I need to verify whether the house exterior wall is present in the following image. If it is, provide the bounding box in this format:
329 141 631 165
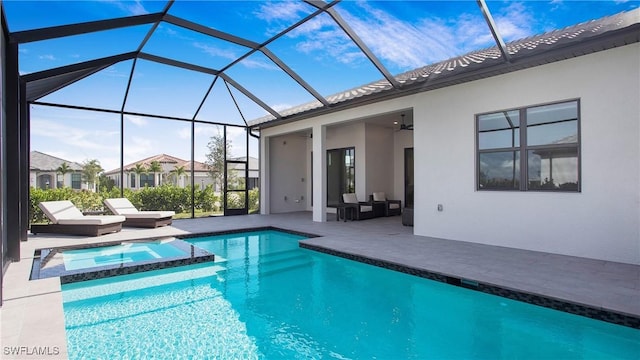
365 123 394 199
268 134 308 213
261 43 639 265
412 43 639 265
29 171 84 190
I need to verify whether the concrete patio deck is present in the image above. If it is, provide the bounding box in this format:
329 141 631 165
2 212 639 359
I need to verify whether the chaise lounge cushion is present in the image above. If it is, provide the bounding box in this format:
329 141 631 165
39 200 125 225
57 216 126 225
104 198 175 219
104 198 175 228
33 200 126 237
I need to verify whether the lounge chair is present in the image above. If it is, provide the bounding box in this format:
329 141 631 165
104 198 175 228
371 192 402 217
342 193 375 220
31 200 126 237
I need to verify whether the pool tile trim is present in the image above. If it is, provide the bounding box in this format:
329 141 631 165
174 226 320 240
300 242 640 329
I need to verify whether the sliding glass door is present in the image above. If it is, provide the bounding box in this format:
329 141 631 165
327 147 355 206
405 147 414 208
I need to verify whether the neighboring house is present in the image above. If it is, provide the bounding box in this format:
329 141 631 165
29 151 84 190
228 156 260 190
251 10 640 265
103 154 259 191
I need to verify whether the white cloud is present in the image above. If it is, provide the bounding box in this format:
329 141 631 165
31 118 120 169
179 125 222 140
123 136 153 163
255 1 309 22
289 15 367 66
492 2 535 42
31 119 118 152
39 54 56 61
194 42 279 71
193 43 238 61
240 57 279 71
104 0 148 16
342 4 460 69
125 115 148 127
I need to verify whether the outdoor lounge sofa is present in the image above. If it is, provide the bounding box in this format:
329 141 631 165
104 198 175 228
342 193 375 220
31 200 126 237
371 192 402 217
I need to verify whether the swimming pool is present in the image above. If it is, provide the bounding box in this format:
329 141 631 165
62 229 640 359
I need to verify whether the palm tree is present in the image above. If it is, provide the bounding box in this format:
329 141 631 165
55 162 71 188
148 160 162 187
81 159 103 192
132 163 147 189
170 165 187 187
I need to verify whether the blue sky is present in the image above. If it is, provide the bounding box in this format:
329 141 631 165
4 0 638 171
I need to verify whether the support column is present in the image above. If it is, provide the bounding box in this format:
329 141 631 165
312 124 326 222
19 83 29 242
5 41 20 260
259 134 270 214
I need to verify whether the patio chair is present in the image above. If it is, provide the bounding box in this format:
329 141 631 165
342 193 375 220
104 198 175 228
31 200 126 237
371 192 402 217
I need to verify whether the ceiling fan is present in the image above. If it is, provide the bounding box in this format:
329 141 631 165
396 113 413 131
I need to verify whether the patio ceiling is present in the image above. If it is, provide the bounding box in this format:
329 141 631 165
4 1 639 129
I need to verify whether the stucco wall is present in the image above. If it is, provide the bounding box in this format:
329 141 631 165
412 43 640 264
365 124 394 199
268 134 308 213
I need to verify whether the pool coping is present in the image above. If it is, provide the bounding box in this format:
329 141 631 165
299 242 640 329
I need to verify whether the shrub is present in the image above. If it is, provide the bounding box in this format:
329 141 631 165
249 188 260 214
29 185 259 223
29 187 103 224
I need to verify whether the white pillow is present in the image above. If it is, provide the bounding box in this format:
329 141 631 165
342 193 358 204
372 192 386 201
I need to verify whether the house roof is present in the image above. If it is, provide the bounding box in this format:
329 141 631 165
248 8 640 129
29 151 83 172
104 154 208 175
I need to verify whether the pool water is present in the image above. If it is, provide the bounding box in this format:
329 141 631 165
62 240 186 270
62 230 640 359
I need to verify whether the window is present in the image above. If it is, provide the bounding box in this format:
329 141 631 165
327 147 355 205
71 173 82 190
130 173 136 188
477 100 580 191
140 173 155 187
